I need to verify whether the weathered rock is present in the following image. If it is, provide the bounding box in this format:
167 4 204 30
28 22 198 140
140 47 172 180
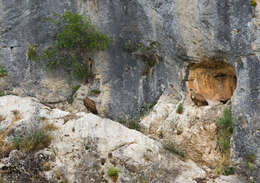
141 94 229 168
0 0 259 180
186 60 237 105
0 95 245 183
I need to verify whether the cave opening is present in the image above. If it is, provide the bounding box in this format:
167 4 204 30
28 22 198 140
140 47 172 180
186 60 237 106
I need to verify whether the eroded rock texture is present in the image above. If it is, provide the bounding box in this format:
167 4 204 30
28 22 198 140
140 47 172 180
186 61 237 105
0 0 259 180
1 95 244 183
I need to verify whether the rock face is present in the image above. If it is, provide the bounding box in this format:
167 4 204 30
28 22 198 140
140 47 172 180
186 61 237 105
141 94 227 168
0 0 259 180
0 95 247 183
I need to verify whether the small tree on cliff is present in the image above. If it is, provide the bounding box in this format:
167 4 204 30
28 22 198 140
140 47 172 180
28 11 111 81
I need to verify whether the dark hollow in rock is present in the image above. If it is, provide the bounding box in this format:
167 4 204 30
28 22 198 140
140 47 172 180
186 60 237 106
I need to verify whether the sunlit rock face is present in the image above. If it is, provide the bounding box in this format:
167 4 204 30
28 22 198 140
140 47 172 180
0 0 259 180
186 60 237 106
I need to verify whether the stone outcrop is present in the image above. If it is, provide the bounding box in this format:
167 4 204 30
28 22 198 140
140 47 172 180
0 0 259 180
0 95 247 183
141 94 228 168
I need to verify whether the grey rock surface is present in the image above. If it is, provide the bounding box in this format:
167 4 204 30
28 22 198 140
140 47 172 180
0 0 259 180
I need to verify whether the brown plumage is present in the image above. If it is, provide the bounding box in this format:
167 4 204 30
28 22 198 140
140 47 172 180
190 90 208 106
83 97 98 114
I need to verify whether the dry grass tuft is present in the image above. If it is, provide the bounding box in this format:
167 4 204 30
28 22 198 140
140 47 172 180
214 149 231 175
43 123 58 131
11 110 21 121
43 161 52 171
12 128 53 153
0 115 6 122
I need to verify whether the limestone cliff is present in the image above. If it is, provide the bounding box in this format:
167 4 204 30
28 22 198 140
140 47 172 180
0 0 259 182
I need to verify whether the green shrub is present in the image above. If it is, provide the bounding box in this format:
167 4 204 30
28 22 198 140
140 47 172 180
90 89 101 95
245 153 256 164
107 166 120 178
33 11 111 81
216 108 233 130
119 117 141 131
85 145 89 151
0 65 7 77
27 44 39 61
176 103 183 114
163 142 185 158
118 102 156 131
11 124 55 152
140 102 156 118
251 0 257 7
216 108 233 153
217 136 230 152
68 85 81 104
223 166 235 176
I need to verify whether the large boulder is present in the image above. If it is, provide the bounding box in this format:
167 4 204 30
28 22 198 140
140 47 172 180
0 95 246 183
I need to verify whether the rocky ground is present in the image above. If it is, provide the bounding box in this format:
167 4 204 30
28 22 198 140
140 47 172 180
0 95 248 183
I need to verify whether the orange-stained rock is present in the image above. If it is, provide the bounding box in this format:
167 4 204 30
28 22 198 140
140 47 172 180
187 61 237 105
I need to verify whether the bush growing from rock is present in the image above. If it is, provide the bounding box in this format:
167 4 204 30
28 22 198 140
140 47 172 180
163 142 185 158
29 11 111 81
107 166 120 180
251 0 257 7
90 89 101 95
11 123 57 152
0 65 7 77
216 108 233 153
176 103 183 114
27 44 39 61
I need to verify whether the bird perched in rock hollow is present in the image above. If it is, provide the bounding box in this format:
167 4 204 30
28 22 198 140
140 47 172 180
190 89 208 106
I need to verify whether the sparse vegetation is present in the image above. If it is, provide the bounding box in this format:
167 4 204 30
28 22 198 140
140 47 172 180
176 103 183 114
32 11 111 81
140 102 156 118
40 116 47 121
118 102 156 131
12 128 53 152
251 0 257 7
0 115 5 122
245 153 256 169
68 85 81 104
90 89 101 95
107 166 120 180
11 110 21 121
27 44 39 61
0 65 7 77
223 166 235 176
85 145 89 150
216 108 233 153
43 161 52 171
214 108 234 175
118 117 141 131
11 123 57 153
43 123 58 131
163 142 185 158
124 41 161 75
214 150 231 175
